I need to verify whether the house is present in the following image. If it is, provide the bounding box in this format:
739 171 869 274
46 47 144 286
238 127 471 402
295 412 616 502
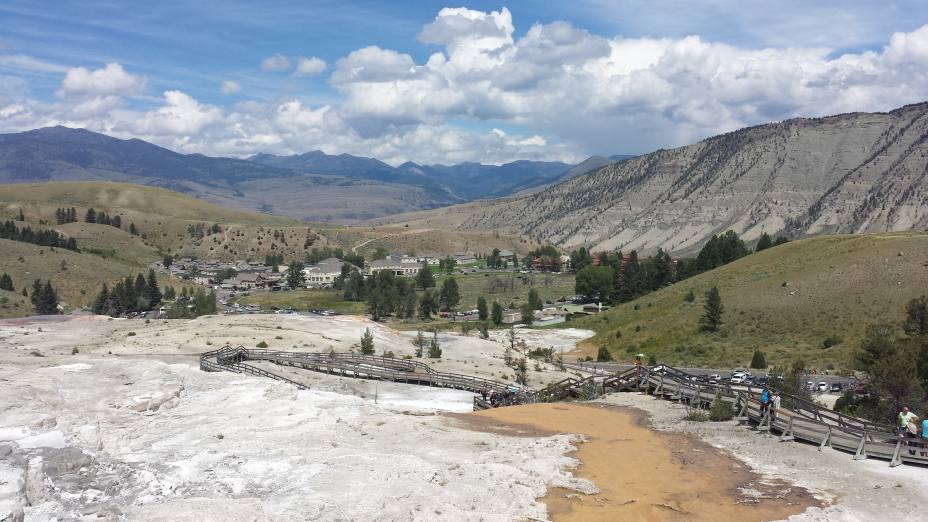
453 252 477 265
304 257 357 287
498 249 515 261
229 273 265 290
365 256 421 277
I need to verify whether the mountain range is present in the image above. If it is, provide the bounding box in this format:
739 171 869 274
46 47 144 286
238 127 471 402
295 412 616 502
0 126 619 222
375 102 928 254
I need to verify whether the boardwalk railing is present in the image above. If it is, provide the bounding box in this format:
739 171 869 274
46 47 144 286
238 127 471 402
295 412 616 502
637 364 923 467
201 345 523 402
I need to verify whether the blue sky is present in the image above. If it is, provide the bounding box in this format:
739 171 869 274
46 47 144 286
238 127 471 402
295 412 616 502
1 1 927 164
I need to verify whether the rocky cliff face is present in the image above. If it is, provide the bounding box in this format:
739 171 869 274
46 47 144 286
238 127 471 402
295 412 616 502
394 103 928 253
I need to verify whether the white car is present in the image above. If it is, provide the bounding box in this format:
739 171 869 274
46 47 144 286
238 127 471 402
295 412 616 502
817 381 828 392
730 375 746 385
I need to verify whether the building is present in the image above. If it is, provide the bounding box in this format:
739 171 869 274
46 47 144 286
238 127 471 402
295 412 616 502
498 249 515 261
365 256 422 277
454 252 477 265
229 273 265 290
304 257 358 287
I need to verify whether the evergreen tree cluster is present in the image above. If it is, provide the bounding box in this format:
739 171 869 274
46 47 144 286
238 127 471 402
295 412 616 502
84 208 123 229
1 221 78 250
165 287 217 318
524 245 561 271
754 232 789 253
91 269 162 317
366 270 419 321
305 247 364 267
54 207 78 224
0 273 14 292
30 279 59 315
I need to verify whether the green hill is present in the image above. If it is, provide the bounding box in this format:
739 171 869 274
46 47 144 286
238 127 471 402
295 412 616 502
576 232 928 370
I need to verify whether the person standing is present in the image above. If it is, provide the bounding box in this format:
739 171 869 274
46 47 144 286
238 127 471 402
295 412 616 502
771 391 782 421
759 385 771 416
899 406 919 438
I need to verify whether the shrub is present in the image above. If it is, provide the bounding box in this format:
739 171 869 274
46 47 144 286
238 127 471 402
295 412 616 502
596 346 613 362
216 433 224 440
685 410 709 422
127 331 136 337
275 335 283 340
709 392 734 421
822 335 842 349
684 290 695 303
749 350 767 369
615 330 622 338
71 347 79 355
256 341 268 348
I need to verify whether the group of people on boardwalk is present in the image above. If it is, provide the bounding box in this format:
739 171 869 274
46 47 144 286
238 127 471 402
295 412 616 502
479 386 532 408
898 406 928 455
758 384 781 418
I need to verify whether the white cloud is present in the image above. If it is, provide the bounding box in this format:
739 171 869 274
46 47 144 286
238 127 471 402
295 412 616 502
2 10 928 166
260 54 291 72
294 56 326 76
0 53 70 73
220 80 241 94
58 62 146 98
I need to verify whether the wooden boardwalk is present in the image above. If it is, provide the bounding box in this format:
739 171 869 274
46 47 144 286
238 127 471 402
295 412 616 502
200 346 925 467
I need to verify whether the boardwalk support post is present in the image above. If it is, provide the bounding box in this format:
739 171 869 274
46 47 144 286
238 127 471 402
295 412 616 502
779 416 794 442
853 432 868 460
758 410 771 432
890 439 904 467
818 425 832 451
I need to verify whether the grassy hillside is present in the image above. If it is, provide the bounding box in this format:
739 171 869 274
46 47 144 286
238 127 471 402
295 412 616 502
0 181 338 261
575 232 928 369
0 238 186 316
435 272 575 310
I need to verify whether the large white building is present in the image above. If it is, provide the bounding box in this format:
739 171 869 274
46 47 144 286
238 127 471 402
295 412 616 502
303 257 357 287
365 256 422 277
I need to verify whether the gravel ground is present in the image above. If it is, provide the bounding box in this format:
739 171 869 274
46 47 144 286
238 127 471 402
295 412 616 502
599 393 928 521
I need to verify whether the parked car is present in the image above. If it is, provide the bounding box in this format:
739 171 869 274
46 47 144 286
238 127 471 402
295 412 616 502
731 375 746 385
806 381 815 391
816 381 828 392
754 377 769 387
830 382 844 393
854 381 869 395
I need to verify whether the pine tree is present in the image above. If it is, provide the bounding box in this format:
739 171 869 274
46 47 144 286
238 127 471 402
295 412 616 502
286 261 306 289
128 222 138 236
439 277 460 313
700 286 723 332
18 209 24 221
418 289 437 320
427 330 442 358
520 302 534 325
491 301 503 326
750 350 767 369
36 280 59 315
0 273 13 292
528 288 543 310
146 269 162 308
85 208 96 223
412 330 426 357
477 296 488 321
30 279 41 307
415 262 435 289
360 327 375 355
903 296 928 336
92 283 109 315
755 232 773 252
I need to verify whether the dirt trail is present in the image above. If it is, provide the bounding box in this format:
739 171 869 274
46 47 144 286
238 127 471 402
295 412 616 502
459 403 821 521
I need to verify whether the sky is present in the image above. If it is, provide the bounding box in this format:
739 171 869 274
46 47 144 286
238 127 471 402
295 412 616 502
1 0 927 165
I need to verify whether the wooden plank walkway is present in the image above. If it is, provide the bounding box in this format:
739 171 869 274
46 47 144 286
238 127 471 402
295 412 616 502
200 347 925 467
